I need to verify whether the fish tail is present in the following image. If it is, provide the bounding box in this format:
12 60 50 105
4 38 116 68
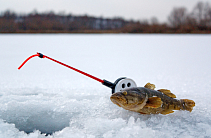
180 99 195 112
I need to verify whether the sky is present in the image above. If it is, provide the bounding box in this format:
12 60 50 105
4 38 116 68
1 0 211 23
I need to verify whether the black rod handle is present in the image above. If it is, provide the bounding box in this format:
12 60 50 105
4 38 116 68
102 79 115 89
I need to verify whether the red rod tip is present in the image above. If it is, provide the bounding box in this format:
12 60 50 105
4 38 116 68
18 53 40 70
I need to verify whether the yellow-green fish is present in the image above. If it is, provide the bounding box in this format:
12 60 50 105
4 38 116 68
110 83 195 115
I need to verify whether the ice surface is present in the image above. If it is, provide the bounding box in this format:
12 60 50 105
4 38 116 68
0 34 211 138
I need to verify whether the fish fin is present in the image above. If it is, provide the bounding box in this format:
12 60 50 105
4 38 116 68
180 99 195 112
139 112 147 114
145 97 162 108
116 104 121 107
144 83 156 90
161 110 174 115
158 89 176 98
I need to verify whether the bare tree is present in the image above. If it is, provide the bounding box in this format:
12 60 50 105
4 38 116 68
192 2 211 26
168 7 187 28
192 2 205 24
204 3 211 26
1 10 16 19
150 17 159 25
206 7 211 26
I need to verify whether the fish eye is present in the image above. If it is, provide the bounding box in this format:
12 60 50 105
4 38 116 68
122 83 125 88
122 91 127 95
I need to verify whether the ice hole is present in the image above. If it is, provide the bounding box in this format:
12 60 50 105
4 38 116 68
2 110 71 135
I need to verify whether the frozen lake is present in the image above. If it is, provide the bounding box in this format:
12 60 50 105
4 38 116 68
0 34 211 138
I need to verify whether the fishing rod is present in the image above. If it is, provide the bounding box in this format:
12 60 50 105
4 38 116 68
18 52 137 94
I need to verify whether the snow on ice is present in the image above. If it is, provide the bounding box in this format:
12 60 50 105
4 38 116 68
0 34 211 138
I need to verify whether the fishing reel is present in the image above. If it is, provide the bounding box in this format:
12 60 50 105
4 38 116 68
103 77 137 94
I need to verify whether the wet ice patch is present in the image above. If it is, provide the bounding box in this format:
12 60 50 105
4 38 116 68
0 89 71 134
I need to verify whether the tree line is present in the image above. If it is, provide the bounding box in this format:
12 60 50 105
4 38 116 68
0 2 211 33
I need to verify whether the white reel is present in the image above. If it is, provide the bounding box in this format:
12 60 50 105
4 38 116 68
113 78 137 93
